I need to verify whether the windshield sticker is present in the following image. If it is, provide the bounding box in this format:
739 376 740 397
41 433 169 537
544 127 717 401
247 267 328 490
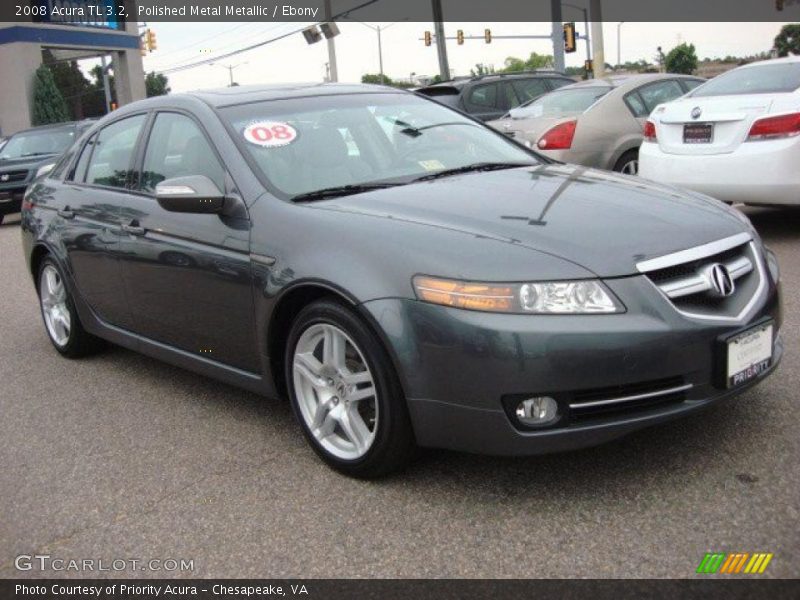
243 122 298 148
418 159 445 171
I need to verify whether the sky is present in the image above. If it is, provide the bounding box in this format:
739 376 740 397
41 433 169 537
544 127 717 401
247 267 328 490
136 22 792 92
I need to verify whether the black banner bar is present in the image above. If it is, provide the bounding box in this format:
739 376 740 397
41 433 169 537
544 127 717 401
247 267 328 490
2 0 800 23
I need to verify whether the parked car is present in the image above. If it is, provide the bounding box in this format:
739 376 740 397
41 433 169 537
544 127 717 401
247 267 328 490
640 55 800 205
0 120 93 225
487 74 704 174
416 71 575 121
22 84 781 477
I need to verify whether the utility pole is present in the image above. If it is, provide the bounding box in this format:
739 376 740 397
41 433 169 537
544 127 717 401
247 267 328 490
432 0 450 80
211 62 247 86
590 0 605 78
100 54 112 113
617 21 625 69
550 0 565 72
324 0 338 82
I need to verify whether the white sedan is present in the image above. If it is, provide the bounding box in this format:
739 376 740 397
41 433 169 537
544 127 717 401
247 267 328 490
640 55 800 206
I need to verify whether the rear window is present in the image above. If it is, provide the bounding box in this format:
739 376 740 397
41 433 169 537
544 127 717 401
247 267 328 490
691 62 800 97
510 86 611 119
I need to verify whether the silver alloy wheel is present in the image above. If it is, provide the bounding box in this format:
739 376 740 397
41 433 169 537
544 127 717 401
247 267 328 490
40 264 71 347
292 323 378 460
620 158 639 175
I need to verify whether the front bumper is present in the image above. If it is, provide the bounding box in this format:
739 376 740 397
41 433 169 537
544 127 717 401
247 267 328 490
0 186 25 216
639 137 800 205
360 273 782 456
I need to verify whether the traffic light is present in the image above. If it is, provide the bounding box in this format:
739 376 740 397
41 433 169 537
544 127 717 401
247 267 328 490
139 35 147 56
319 22 340 39
143 28 157 52
457 29 464 45
424 30 432 46
302 26 322 45
584 59 593 72
485 28 492 44
563 22 577 53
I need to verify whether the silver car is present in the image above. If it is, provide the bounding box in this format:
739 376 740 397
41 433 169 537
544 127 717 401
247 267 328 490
488 74 704 174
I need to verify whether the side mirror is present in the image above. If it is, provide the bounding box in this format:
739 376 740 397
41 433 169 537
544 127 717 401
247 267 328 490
155 175 225 214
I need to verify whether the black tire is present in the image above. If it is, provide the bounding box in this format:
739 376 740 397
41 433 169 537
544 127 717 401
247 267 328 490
613 149 639 175
37 256 103 358
0 214 4 225
285 299 415 478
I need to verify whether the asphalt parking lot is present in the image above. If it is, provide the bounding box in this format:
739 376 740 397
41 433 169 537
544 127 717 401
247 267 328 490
0 207 798 580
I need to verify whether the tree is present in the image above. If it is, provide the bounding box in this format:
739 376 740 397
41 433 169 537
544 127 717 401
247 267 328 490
32 65 70 126
470 63 495 76
501 52 554 73
43 50 91 121
145 72 171 97
361 73 394 85
665 43 698 75
773 23 800 57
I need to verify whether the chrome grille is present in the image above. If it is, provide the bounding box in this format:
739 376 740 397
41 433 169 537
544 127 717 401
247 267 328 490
637 233 765 321
0 170 29 183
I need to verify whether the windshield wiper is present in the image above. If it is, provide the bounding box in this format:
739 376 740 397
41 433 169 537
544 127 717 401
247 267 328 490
412 162 534 183
21 152 55 158
292 182 402 203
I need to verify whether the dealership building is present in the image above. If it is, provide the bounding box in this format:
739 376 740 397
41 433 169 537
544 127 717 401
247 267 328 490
0 1 145 136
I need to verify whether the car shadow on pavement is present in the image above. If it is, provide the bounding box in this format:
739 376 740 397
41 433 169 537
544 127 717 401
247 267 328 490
741 205 800 243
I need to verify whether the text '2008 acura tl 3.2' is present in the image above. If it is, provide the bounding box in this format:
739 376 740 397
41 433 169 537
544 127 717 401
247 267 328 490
21 84 782 477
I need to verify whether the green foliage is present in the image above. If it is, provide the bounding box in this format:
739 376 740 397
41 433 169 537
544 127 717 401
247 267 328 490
773 23 800 57
145 72 171 97
501 52 554 73
470 63 495 76
665 43 698 75
361 73 393 85
44 53 91 120
32 65 70 126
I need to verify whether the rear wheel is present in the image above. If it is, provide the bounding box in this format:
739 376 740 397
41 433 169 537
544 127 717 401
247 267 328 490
285 300 415 478
613 149 639 175
37 257 102 357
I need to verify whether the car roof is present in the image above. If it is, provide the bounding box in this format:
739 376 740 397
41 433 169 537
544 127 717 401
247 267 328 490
733 54 800 69
557 73 701 92
183 83 402 107
11 121 83 135
422 71 571 89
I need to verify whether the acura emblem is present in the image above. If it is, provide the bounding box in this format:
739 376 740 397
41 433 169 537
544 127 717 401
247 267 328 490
708 263 735 298
691 106 702 120
0 174 8 182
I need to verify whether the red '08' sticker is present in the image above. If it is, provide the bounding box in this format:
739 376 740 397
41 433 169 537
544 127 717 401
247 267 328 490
243 121 298 147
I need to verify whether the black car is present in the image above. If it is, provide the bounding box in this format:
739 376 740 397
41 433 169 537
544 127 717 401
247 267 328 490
21 84 782 478
417 71 575 121
0 121 93 225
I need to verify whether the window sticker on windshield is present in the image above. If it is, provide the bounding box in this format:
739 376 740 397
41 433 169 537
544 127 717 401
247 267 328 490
418 159 445 171
243 122 298 148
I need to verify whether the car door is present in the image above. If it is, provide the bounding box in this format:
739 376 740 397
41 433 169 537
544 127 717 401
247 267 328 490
117 110 259 372
56 114 148 330
462 82 503 121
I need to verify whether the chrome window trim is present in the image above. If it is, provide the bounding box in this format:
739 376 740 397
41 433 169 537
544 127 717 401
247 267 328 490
635 232 752 273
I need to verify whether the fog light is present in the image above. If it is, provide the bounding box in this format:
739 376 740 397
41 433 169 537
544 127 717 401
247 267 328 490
515 396 559 426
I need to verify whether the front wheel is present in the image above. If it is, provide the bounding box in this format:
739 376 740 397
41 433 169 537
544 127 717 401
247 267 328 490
285 300 415 478
613 149 639 175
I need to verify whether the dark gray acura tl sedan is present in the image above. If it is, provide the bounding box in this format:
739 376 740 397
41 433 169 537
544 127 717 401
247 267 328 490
21 84 782 477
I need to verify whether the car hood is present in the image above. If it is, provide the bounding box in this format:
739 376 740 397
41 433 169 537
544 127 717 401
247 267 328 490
0 154 57 171
319 164 748 278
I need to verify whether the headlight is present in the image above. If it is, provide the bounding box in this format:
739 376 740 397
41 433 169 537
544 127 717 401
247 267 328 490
35 163 55 179
413 276 624 314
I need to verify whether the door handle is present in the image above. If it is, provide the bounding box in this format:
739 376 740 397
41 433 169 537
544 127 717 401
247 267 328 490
122 223 146 236
57 207 75 219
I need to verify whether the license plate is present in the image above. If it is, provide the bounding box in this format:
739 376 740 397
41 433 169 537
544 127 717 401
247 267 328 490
726 322 773 388
684 123 713 144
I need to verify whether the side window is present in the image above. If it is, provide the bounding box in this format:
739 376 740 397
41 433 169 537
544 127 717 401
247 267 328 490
84 115 146 188
637 80 685 114
141 113 225 194
511 79 550 105
624 92 648 118
682 79 704 92
467 83 498 109
502 82 519 109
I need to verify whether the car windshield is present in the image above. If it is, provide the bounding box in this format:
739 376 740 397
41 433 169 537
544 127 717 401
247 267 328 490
508 86 612 119
221 92 539 199
0 127 76 160
690 62 800 97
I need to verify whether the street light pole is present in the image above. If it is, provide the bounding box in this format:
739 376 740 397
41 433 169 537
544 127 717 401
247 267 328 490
352 22 404 85
324 0 338 82
617 21 625 70
590 0 605 78
211 62 247 86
